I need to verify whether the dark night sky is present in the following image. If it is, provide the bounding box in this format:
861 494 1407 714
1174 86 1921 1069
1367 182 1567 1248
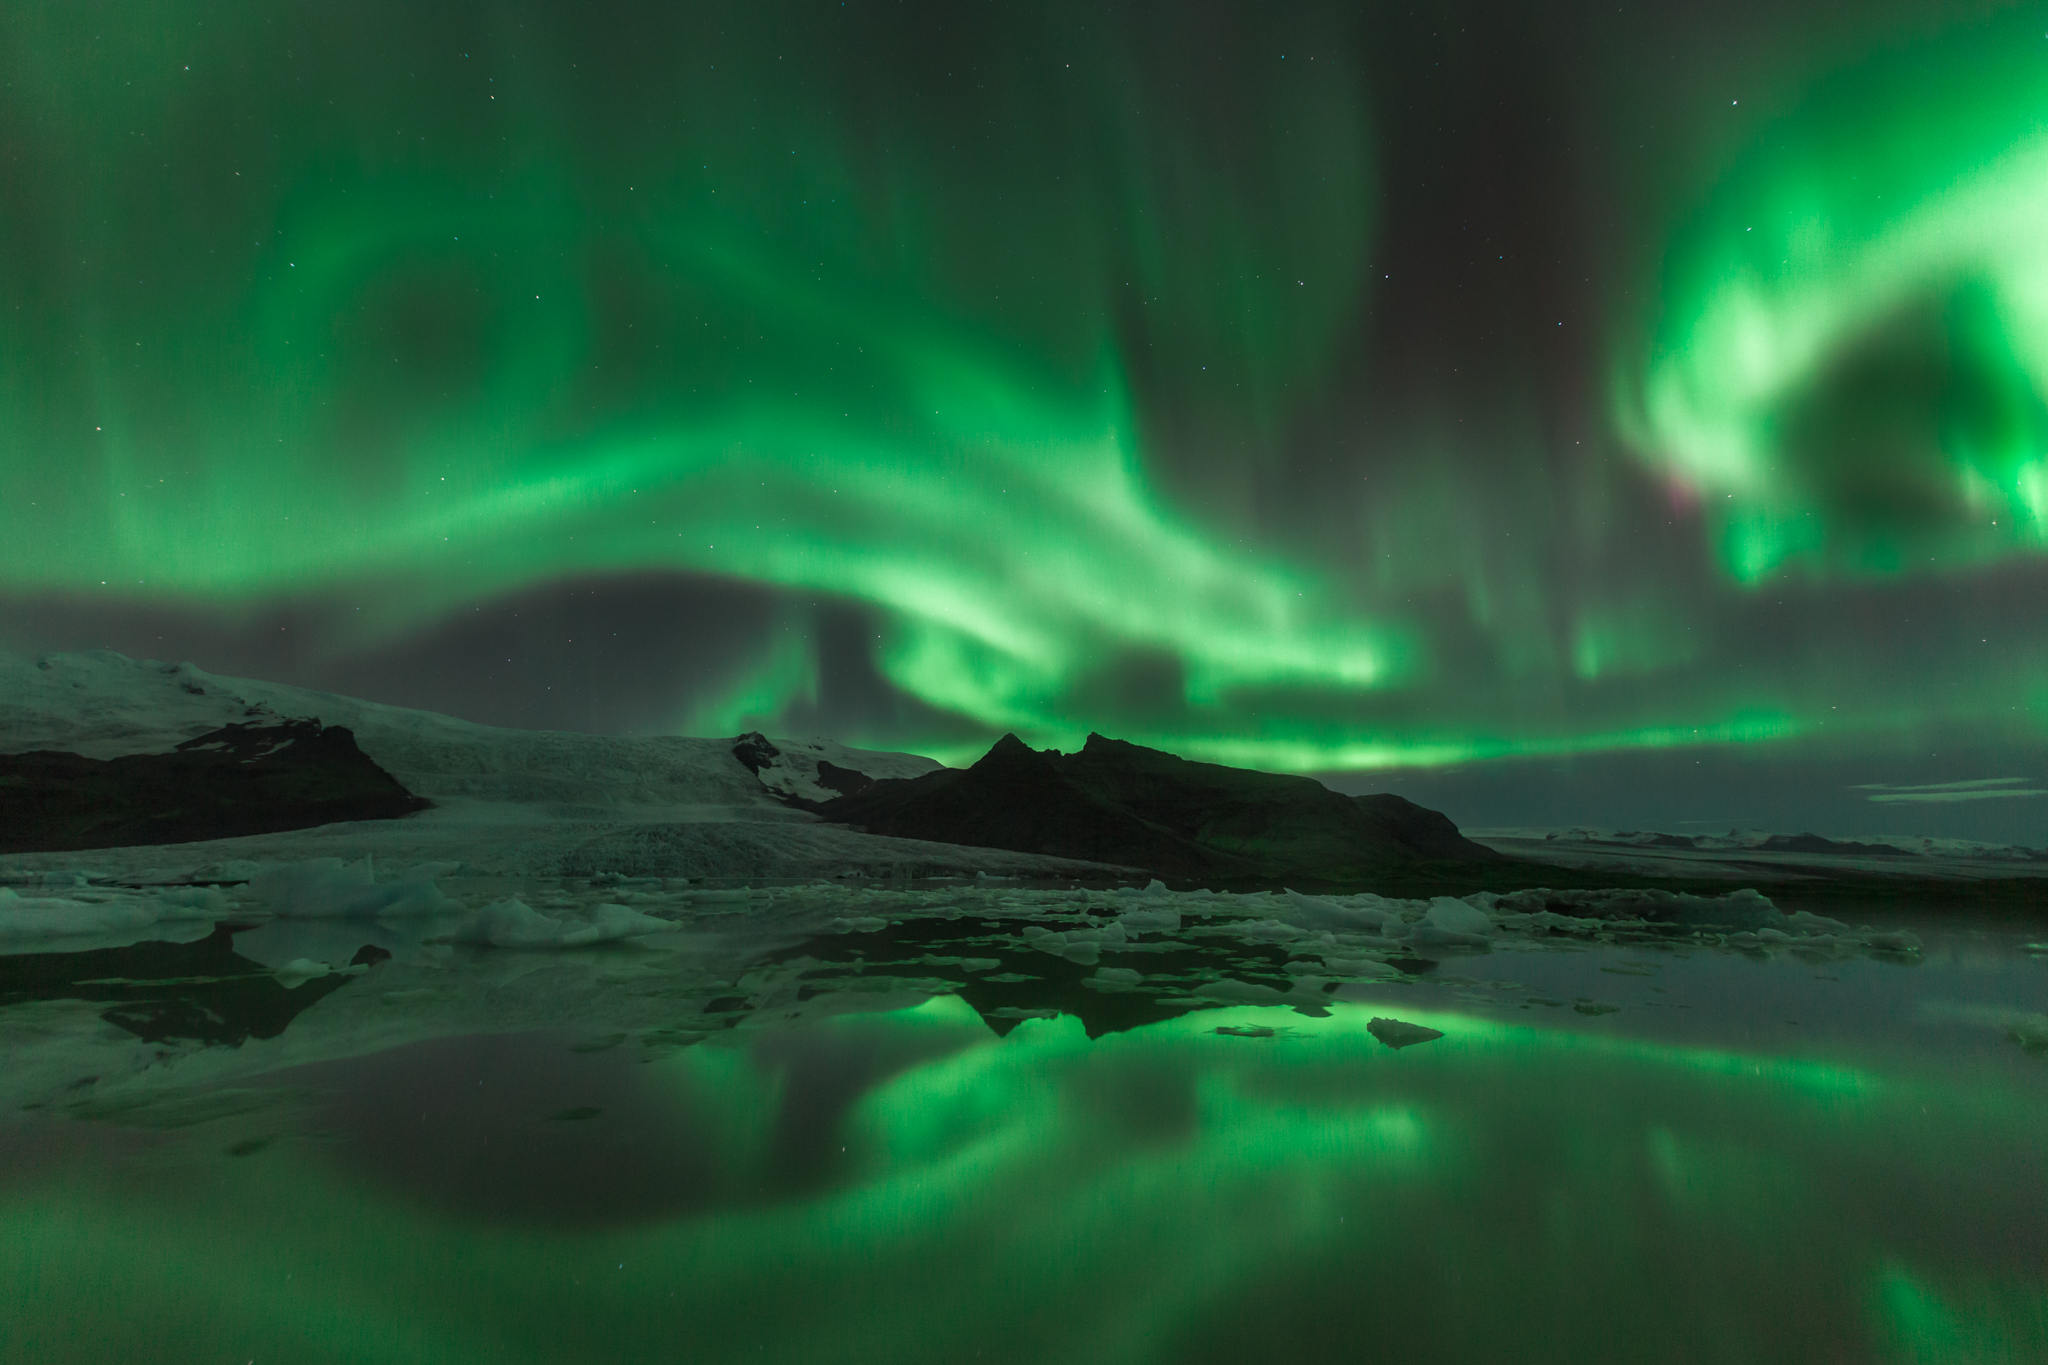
3 0 2045 841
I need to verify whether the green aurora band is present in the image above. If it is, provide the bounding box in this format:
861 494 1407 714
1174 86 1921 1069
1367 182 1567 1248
1622 24 2048 583
4 2 2047 769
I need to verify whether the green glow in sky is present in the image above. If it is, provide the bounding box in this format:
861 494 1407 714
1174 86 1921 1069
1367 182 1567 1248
3 1 2047 775
1621 27 2048 582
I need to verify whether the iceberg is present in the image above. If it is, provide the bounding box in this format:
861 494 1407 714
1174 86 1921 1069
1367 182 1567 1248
247 856 456 918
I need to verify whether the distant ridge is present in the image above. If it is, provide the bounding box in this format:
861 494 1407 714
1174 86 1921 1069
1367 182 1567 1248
813 731 1499 884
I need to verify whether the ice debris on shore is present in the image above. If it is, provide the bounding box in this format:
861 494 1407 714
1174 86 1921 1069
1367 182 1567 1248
0 861 1923 965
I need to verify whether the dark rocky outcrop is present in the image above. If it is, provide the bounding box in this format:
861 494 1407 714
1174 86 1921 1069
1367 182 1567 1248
813 759 875 798
731 732 781 775
0 720 430 854
813 732 1498 885
1760 833 1914 857
1607 831 1706 849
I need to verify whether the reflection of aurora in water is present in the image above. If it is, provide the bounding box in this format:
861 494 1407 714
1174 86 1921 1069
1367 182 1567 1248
5 1000 2046 1363
2 882 2046 1363
5 3 2048 789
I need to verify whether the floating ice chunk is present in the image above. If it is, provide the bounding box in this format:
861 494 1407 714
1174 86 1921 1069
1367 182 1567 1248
1323 956 1404 979
1405 897 1494 946
192 858 263 883
0 869 92 888
1789 910 1851 934
1087 967 1144 993
1682 887 1784 929
0 887 158 939
234 916 434 971
1367 1016 1443 1049
456 897 568 947
1422 897 1493 936
1524 909 1601 934
560 903 673 945
150 886 227 919
448 897 669 949
274 957 332 988
1022 924 1106 964
0 880 235 942
274 956 372 988
1861 928 1922 954
1118 899 1181 932
1281 889 1397 931
249 856 454 918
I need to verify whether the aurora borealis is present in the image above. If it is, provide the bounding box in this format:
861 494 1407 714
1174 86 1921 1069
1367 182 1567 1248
4 0 2047 836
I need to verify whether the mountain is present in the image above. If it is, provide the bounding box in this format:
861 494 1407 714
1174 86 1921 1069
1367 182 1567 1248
811 732 1498 884
1 718 428 854
0 650 1122 882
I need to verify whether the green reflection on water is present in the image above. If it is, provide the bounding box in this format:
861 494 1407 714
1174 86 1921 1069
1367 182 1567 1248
2 997 2043 1364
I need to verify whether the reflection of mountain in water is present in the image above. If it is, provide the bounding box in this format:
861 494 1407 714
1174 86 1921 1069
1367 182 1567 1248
0 923 386 1046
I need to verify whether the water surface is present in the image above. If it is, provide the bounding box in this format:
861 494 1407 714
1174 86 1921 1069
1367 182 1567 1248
3 880 2044 1364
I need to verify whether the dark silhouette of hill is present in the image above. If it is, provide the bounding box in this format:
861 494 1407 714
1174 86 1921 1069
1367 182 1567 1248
812 732 1499 884
0 719 430 853
1760 833 1914 857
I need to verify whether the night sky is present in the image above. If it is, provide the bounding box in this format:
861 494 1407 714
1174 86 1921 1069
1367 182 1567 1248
4 1 2046 840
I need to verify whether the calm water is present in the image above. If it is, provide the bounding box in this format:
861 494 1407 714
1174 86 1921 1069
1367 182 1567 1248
2 880 2045 1364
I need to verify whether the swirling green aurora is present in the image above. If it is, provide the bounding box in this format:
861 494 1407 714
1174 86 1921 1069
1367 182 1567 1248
4 1 2047 786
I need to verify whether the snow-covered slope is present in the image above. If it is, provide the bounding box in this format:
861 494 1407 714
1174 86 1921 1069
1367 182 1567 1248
0 650 1126 883
0 649 937 814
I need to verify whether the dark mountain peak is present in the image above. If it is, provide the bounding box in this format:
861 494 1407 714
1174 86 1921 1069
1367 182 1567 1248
1761 832 1915 857
1351 792 1491 861
1075 732 1173 762
815 731 1496 886
978 733 1043 765
2 720 429 854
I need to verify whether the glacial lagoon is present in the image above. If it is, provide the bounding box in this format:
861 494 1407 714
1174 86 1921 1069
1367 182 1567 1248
3 872 2045 1364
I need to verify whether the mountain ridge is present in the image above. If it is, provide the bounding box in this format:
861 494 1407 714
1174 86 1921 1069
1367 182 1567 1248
810 730 1498 884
